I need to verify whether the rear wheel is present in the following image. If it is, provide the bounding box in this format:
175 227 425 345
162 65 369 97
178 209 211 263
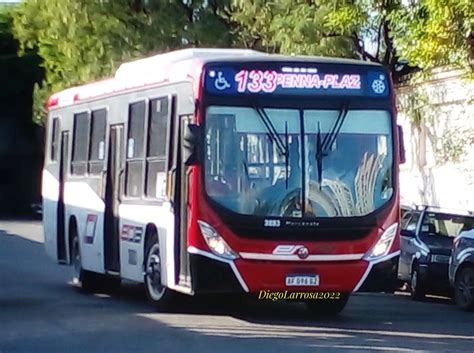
306 294 349 316
410 267 426 301
144 233 177 309
71 234 97 292
454 267 474 311
71 230 120 293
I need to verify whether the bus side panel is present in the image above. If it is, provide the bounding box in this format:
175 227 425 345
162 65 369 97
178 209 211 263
42 168 59 261
64 180 106 274
118 204 175 284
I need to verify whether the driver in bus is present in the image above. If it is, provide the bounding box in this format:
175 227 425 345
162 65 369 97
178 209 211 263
322 141 355 188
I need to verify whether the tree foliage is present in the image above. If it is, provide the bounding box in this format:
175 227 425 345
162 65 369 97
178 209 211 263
390 0 473 71
10 0 473 123
232 0 473 78
12 0 234 123
1 5 43 124
1 5 18 56
231 0 409 77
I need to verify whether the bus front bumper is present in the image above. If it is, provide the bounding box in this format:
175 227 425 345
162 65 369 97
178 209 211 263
189 250 399 295
358 255 399 292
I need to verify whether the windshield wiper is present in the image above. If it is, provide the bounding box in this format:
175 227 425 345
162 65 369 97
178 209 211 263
315 103 349 188
252 104 290 187
322 103 348 153
254 106 287 157
285 121 289 189
316 122 324 189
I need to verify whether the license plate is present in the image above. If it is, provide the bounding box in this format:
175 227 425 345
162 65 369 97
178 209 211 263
285 275 319 286
431 254 450 263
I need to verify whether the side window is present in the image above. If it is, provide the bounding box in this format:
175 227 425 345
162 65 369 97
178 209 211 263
72 112 90 175
125 101 146 197
400 212 412 229
401 211 413 228
145 97 169 198
405 212 420 232
89 109 107 174
50 117 60 161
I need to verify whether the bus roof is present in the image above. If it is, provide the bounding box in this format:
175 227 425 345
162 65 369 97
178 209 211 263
47 48 383 110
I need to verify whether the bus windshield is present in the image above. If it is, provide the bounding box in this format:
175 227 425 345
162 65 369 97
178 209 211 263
204 105 394 218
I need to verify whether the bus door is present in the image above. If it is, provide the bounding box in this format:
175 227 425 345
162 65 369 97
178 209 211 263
169 111 193 287
57 131 69 263
104 124 124 273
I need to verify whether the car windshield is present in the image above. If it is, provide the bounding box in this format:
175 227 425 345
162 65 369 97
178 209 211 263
204 105 394 218
420 212 474 238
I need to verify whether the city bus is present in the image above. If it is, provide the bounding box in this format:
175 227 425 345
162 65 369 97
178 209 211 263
42 48 404 314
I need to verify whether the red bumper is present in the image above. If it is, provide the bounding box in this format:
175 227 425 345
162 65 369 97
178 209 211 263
235 258 369 293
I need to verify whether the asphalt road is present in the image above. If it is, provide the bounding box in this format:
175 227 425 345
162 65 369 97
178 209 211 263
1 219 473 353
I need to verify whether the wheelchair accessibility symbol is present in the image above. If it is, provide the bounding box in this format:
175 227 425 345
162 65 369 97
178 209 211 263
211 71 231 91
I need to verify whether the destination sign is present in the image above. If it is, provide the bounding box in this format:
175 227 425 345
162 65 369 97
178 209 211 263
204 65 390 98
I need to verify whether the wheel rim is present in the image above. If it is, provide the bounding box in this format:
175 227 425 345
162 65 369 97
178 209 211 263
72 238 81 284
457 271 474 307
145 243 165 301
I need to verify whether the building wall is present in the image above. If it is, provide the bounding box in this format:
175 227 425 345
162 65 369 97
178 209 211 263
396 69 474 210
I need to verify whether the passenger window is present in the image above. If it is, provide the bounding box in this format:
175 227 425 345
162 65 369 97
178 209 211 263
126 101 146 197
89 109 107 174
50 117 60 161
146 97 169 198
72 112 90 175
147 98 169 158
125 97 172 199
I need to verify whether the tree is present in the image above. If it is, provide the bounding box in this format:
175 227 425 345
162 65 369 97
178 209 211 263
178 0 235 46
12 0 473 123
231 0 409 78
0 5 18 56
0 5 44 213
0 4 42 125
12 0 235 123
13 0 153 122
390 0 473 72
230 0 473 79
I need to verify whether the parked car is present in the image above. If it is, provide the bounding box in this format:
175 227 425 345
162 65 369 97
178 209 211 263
449 211 474 311
398 205 470 300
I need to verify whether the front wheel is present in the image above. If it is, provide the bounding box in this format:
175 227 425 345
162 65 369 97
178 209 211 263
144 236 177 310
410 267 426 301
454 267 474 311
306 294 349 316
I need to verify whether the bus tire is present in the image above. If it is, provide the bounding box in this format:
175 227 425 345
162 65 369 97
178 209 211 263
306 293 349 316
454 267 474 311
410 267 426 301
144 233 176 310
70 232 97 292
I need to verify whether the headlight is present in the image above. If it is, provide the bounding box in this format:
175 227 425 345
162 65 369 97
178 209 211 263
363 223 398 262
197 220 238 260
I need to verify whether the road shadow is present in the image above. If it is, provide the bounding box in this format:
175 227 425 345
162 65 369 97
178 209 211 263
2 224 474 353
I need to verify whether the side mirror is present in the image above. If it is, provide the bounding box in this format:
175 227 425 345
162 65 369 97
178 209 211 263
397 125 406 164
183 123 202 166
400 229 415 237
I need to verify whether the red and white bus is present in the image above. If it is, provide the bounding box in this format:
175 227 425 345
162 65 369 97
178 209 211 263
42 48 404 314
